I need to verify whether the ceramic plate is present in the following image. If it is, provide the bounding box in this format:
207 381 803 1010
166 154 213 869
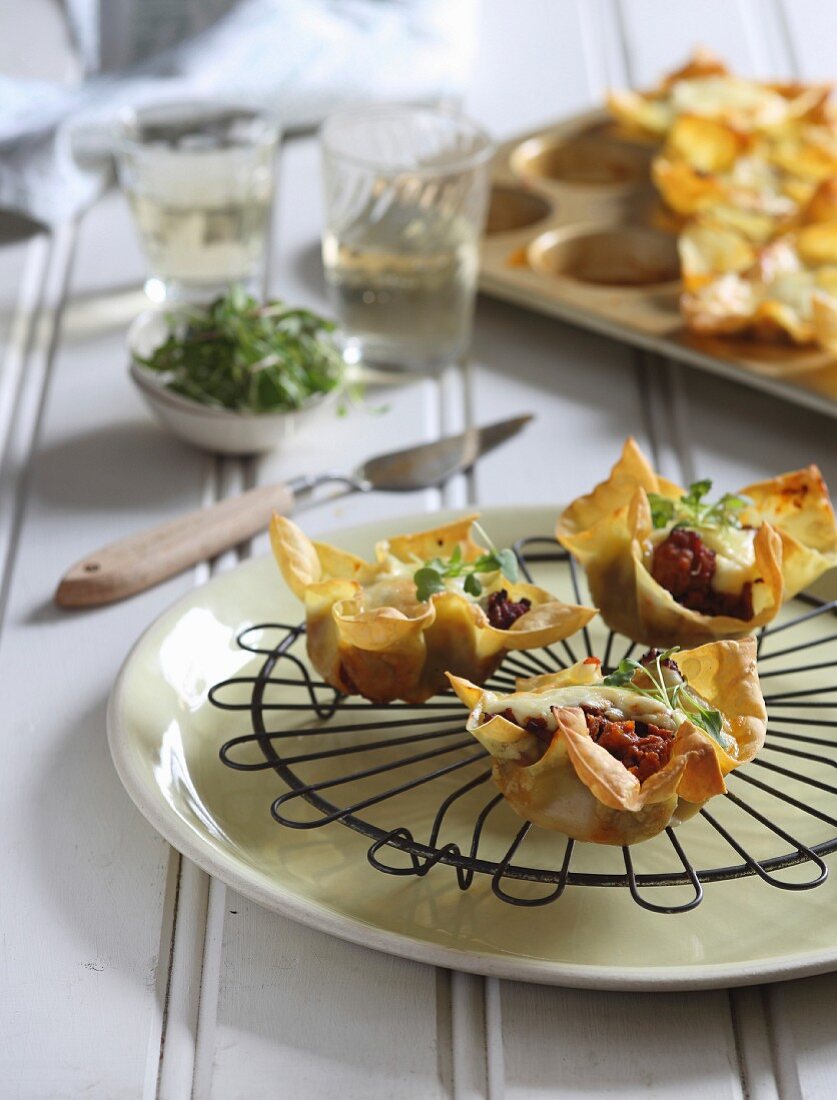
108 506 837 991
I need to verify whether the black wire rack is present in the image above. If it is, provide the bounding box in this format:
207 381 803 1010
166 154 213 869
212 537 837 914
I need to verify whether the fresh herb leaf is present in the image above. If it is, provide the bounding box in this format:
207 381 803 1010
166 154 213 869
647 479 751 532
684 479 712 509
496 547 519 583
682 693 728 747
647 494 676 529
603 658 643 687
139 287 344 413
414 567 446 602
603 646 734 752
413 525 519 602
463 573 482 597
472 553 501 574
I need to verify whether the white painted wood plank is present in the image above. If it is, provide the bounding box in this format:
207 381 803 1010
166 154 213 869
192 875 228 1100
470 298 655 506
469 0 653 510
670 370 837 492
617 0 765 82
208 899 450 1100
465 0 600 137
776 0 837 80
731 986 781 1100
501 982 743 1099
485 976 505 1100
451 970 487 1100
763 976 837 1100
0 197 210 1096
157 857 211 1100
0 222 44 358
156 461 241 1100
0 234 51 615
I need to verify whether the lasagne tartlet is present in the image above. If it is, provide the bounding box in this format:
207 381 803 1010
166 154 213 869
556 438 837 647
448 638 766 845
271 513 596 704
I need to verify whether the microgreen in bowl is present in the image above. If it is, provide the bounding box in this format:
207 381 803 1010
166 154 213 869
137 286 344 413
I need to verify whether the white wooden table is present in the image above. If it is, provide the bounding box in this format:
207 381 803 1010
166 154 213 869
2 2 837 1096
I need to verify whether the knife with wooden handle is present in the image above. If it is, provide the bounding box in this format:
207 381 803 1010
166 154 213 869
55 414 532 608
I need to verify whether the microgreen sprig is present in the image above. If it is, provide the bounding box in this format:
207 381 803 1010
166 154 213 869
413 523 519 603
139 285 344 413
603 647 733 751
647 479 752 532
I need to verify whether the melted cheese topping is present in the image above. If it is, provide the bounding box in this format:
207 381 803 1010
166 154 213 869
699 525 757 594
480 680 737 759
728 157 797 216
365 553 498 612
670 77 789 130
692 273 758 318
483 684 681 732
361 573 423 613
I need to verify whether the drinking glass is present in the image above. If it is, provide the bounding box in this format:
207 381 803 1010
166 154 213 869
320 105 494 372
116 101 280 303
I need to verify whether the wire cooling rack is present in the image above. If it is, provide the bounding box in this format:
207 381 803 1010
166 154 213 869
212 537 837 914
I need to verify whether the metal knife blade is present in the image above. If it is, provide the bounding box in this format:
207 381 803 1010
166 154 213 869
357 414 533 492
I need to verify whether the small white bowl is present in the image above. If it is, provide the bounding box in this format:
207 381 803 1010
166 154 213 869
128 309 341 456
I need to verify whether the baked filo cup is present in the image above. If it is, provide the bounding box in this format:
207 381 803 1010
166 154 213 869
448 639 766 845
271 513 596 705
556 437 837 647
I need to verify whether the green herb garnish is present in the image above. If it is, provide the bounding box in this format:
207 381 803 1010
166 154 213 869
414 524 519 602
139 285 344 412
603 647 732 752
647 479 751 532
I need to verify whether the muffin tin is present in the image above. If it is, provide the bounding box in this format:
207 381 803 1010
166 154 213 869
479 109 837 419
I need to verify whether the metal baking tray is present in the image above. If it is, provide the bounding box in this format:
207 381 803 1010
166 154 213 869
479 109 837 419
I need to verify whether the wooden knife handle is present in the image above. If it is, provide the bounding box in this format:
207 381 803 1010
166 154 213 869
55 481 295 608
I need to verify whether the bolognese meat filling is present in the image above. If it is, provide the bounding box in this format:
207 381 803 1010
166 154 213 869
646 480 758 620
479 648 735 785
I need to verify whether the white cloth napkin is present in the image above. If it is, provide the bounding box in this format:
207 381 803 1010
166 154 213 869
0 0 477 227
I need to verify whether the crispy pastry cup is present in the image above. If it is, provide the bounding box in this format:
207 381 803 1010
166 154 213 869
447 636 766 845
607 49 830 138
678 218 837 348
271 513 597 704
556 438 837 647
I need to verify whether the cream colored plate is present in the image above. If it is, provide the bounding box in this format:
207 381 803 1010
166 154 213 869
108 506 837 991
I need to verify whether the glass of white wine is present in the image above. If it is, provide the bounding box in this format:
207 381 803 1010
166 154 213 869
320 105 494 372
116 101 280 303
